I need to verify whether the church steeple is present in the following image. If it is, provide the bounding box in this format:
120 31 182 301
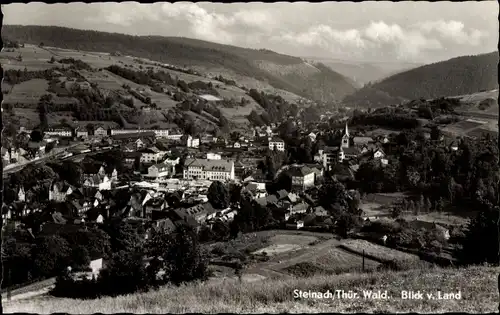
341 122 350 148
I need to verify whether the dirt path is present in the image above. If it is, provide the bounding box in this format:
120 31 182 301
2 285 54 303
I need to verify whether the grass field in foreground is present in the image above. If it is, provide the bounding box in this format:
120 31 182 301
4 265 498 313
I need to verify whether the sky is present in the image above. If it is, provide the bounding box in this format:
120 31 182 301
3 1 499 63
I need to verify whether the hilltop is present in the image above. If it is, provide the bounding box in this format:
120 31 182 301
2 25 358 103
343 51 499 108
3 265 498 313
304 56 422 87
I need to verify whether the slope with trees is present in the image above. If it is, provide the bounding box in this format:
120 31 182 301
2 25 358 103
343 52 499 108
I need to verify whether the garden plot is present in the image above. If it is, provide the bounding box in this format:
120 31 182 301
253 234 318 256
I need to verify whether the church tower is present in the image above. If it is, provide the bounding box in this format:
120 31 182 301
341 122 350 148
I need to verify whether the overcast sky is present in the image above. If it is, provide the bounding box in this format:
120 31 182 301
3 1 498 63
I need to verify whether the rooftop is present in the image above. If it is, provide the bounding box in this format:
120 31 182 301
184 158 234 172
269 137 284 143
287 166 315 177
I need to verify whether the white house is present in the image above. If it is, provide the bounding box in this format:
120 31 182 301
373 148 385 159
288 166 315 192
135 139 146 149
94 126 108 137
76 129 89 138
98 176 112 191
268 137 285 151
183 158 235 181
18 186 26 202
96 214 104 224
308 132 317 142
186 135 200 148
147 163 170 179
154 129 169 138
89 258 104 278
206 152 222 160
140 147 164 163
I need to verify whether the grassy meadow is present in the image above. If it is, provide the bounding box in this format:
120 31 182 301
3 265 498 313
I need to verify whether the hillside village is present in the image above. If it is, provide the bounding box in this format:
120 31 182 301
1 26 499 307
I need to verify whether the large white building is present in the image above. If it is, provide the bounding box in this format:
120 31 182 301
288 166 315 192
167 130 183 141
110 128 170 138
183 158 235 181
45 127 72 137
268 137 285 151
186 135 200 148
139 147 165 163
147 163 170 179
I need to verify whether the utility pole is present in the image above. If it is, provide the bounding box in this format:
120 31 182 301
7 268 12 301
362 250 365 272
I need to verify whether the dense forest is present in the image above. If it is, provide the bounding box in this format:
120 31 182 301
343 52 499 108
3 25 358 102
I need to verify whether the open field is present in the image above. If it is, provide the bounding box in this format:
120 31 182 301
340 239 421 263
4 265 497 313
253 234 319 256
442 116 497 138
312 247 380 270
1 45 57 70
401 211 474 227
8 108 73 129
454 89 499 116
3 79 49 105
365 128 401 137
360 192 407 218
451 120 485 130
466 127 498 138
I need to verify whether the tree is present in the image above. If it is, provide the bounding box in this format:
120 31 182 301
98 248 150 296
430 126 441 141
423 197 431 212
148 225 209 286
336 211 362 238
207 181 230 210
460 204 499 265
32 235 71 278
391 205 402 219
318 179 348 213
59 227 112 262
102 219 144 253
30 129 44 142
228 183 243 205
2 238 34 286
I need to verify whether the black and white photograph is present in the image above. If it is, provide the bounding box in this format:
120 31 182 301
1 1 499 313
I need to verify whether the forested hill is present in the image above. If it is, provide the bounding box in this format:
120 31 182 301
2 25 358 103
342 51 499 108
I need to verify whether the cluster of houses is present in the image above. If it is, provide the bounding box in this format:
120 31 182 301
316 123 389 171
